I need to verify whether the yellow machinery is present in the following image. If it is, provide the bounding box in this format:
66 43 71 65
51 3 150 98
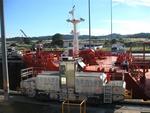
124 89 132 99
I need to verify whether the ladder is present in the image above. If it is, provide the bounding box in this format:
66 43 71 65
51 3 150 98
103 85 112 103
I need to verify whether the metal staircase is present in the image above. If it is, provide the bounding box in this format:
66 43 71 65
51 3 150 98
103 85 112 103
124 72 149 100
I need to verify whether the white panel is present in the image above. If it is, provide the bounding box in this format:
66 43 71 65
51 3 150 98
75 75 103 94
112 86 124 95
35 75 60 92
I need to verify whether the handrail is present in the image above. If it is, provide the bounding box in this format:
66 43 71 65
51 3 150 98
21 67 33 80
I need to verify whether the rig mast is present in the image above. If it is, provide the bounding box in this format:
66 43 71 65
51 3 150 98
67 5 84 58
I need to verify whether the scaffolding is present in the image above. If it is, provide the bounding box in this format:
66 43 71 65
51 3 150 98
62 99 86 113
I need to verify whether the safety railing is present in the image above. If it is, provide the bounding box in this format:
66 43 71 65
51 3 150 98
21 67 34 80
62 99 86 113
21 67 45 80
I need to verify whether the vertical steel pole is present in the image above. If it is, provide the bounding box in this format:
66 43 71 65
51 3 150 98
111 0 112 38
88 0 91 48
143 42 145 77
0 0 9 101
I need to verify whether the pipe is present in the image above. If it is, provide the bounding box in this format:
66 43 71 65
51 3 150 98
0 0 10 101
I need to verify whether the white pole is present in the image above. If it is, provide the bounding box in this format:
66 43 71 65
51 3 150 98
0 0 10 101
88 0 91 48
111 0 112 38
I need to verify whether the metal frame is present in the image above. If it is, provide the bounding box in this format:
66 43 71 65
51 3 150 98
21 67 34 80
62 99 86 113
0 0 9 101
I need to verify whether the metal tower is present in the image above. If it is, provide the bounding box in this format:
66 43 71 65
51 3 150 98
67 5 84 58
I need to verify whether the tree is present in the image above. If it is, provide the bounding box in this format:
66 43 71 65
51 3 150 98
51 33 64 48
110 39 117 45
118 38 124 44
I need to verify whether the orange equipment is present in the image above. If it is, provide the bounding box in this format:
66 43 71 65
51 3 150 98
22 50 62 71
79 49 97 65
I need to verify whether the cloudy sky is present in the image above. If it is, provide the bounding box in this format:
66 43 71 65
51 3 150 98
4 0 150 37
